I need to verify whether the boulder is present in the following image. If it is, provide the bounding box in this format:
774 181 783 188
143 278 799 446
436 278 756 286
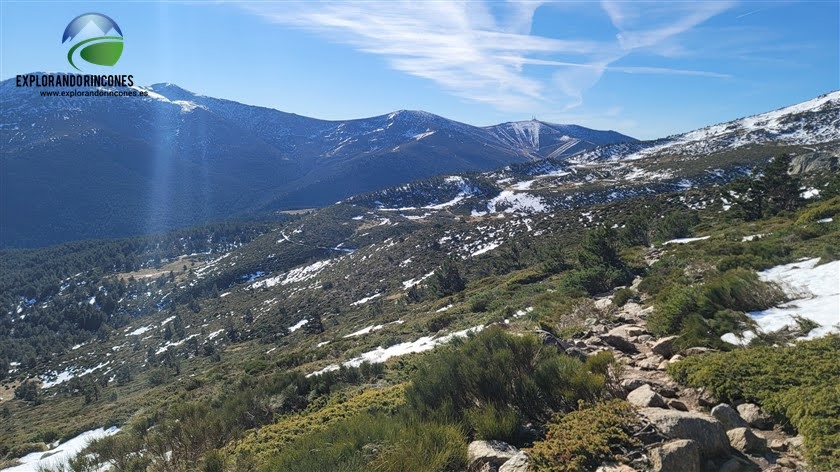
718 457 754 472
596 464 636 472
468 440 518 471
667 399 688 411
650 336 679 358
658 387 677 398
620 378 648 392
636 334 654 343
650 439 700 472
712 404 750 431
668 354 684 363
768 438 788 451
627 384 667 408
639 408 730 459
636 355 664 370
684 347 716 356
608 325 645 338
727 427 767 455
498 451 530 472
599 334 639 353
736 403 771 430
533 330 571 351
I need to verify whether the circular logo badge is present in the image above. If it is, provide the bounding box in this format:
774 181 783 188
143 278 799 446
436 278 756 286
62 13 124 71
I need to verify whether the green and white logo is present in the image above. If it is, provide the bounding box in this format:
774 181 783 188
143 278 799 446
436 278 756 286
62 13 123 71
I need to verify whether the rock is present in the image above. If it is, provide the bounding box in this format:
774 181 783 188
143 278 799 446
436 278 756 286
533 330 571 351
697 388 718 407
768 438 788 451
684 347 716 356
736 403 771 430
468 440 518 470
574 340 588 348
596 463 636 472
608 325 645 338
785 435 804 449
636 334 654 343
564 347 588 362
595 298 612 310
627 384 667 408
498 451 530 472
658 387 677 398
639 408 730 459
657 360 670 370
669 354 684 363
636 355 664 370
727 427 767 455
622 302 643 317
620 378 648 392
712 404 750 431
667 399 688 411
639 307 654 318
718 457 754 472
650 439 700 472
599 334 638 353
650 336 679 358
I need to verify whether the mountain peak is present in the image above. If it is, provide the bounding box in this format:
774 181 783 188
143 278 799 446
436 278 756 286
146 83 196 101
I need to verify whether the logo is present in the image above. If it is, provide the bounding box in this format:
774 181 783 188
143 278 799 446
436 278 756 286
62 13 123 71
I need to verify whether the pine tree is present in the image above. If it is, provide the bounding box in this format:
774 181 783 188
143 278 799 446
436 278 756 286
430 257 466 297
763 154 802 214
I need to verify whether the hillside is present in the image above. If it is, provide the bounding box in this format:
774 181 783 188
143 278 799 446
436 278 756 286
0 76 634 248
0 91 839 472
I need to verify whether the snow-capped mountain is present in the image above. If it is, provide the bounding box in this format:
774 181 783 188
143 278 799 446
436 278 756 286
485 120 633 159
349 91 840 220
0 74 633 247
571 91 840 163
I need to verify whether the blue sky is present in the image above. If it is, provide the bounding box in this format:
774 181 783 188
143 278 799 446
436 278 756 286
1 1 837 139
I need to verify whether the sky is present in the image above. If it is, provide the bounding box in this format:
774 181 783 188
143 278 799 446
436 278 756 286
1 1 838 139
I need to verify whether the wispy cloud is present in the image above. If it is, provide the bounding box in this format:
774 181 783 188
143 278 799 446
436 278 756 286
240 1 734 112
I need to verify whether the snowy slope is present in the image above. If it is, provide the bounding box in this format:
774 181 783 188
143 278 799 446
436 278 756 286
572 91 840 163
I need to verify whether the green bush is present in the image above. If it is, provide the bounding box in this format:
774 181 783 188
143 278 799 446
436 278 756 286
669 335 840 470
465 404 520 444
258 412 467 472
611 288 635 307
529 400 640 472
647 268 786 347
406 328 608 431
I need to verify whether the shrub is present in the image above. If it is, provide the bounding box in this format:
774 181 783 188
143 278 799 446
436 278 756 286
529 400 641 472
258 412 467 472
465 403 520 444
669 335 840 470
611 288 635 307
796 196 840 224
405 328 608 431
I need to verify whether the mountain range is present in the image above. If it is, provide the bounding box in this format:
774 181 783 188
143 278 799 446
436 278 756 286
0 75 632 247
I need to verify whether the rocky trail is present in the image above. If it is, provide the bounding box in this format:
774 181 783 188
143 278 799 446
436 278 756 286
466 251 811 472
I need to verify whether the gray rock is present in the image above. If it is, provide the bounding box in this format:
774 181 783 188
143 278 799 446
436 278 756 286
627 384 667 408
684 347 716 356
620 378 648 392
736 403 771 430
785 435 804 449
768 438 788 451
639 408 730 459
468 440 518 471
727 427 767 455
650 336 679 358
498 451 530 472
658 387 677 398
533 330 571 351
667 399 689 411
668 354 684 363
636 355 664 370
712 404 750 431
650 439 700 472
608 324 645 338
636 334 654 343
596 464 636 472
718 457 754 472
599 334 638 353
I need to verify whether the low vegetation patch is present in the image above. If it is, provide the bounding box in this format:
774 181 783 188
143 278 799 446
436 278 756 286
669 335 840 470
